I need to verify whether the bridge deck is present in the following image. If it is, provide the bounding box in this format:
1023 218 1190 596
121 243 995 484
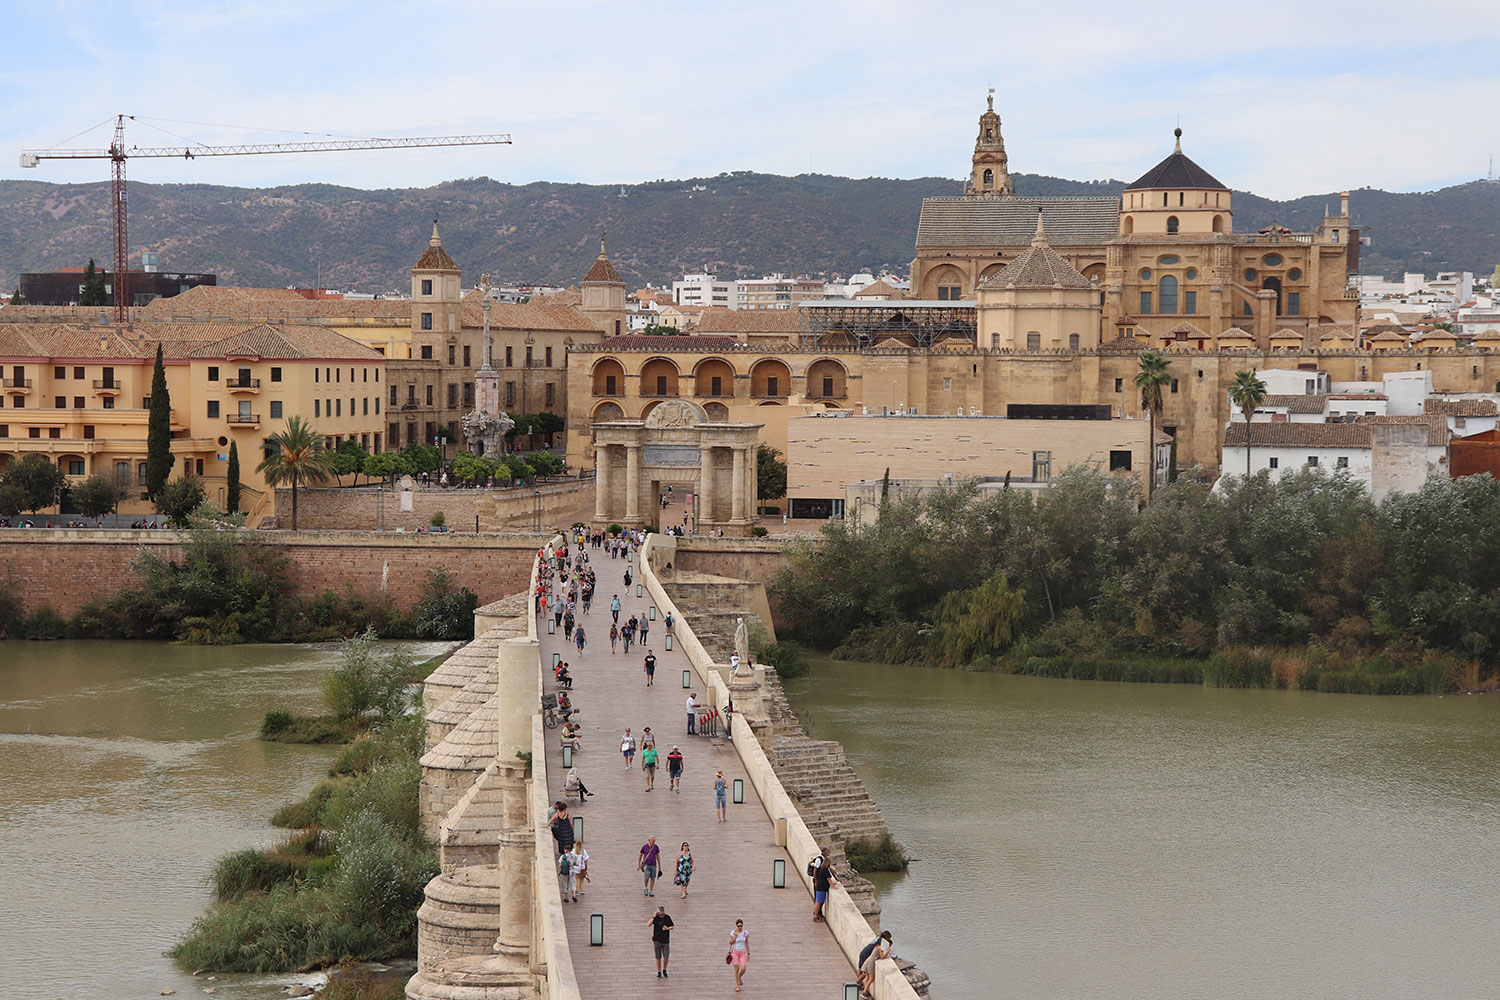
539 550 857 997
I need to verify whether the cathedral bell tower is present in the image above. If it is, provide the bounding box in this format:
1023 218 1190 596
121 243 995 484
965 90 1016 198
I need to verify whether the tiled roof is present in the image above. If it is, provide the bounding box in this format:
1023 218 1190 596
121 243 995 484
459 289 602 332
140 285 409 320
596 335 739 351
1216 327 1255 340
1359 413 1451 446
1370 330 1409 343
1223 422 1372 448
186 323 384 360
852 279 900 298
1127 133 1228 190
980 221 1094 290
415 222 459 271
1263 394 1329 414
1425 397 1500 417
1474 329 1500 341
583 249 623 284
0 320 378 361
695 309 802 335
916 196 1119 248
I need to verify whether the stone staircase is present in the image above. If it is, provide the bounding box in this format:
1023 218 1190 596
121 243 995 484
771 732 893 849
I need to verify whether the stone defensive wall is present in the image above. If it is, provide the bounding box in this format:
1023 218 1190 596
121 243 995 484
0 530 551 616
272 478 594 533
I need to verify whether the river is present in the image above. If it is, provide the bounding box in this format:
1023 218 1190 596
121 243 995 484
783 657 1500 1000
0 638 449 1000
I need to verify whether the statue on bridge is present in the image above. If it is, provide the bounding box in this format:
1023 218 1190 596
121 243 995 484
733 617 752 677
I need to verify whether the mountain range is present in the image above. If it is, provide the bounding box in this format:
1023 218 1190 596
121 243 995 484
1 171 1496 296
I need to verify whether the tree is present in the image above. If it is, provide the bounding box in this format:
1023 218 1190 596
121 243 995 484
332 439 370 486
527 450 564 476
398 442 441 474
8 289 20 305
2 454 65 512
79 259 107 307
322 626 412 724
145 344 172 499
226 440 241 513
157 475 207 527
72 474 122 518
450 451 494 484
363 451 406 482
931 571 1027 668
640 323 680 337
257 415 336 531
1134 350 1171 500
1227 370 1269 479
756 445 787 500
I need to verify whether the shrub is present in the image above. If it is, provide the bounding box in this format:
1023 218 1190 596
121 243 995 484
750 525 768 537
408 569 477 640
758 640 810 680
260 710 295 737
323 628 410 725
844 834 908 873
607 523 622 535
428 511 446 527
272 778 344 829
211 849 297 900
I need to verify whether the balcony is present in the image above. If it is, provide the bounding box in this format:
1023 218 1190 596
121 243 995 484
3 378 34 394
226 377 261 393
92 378 123 394
639 390 680 398
226 413 261 427
400 401 421 411
694 390 734 398
593 389 625 397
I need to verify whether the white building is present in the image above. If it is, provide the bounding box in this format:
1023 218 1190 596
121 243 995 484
672 273 738 310
1220 417 1449 501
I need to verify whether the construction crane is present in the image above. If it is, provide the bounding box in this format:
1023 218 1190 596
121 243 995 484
21 114 512 321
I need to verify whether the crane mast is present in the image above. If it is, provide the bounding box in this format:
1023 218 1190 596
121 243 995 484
21 116 512 321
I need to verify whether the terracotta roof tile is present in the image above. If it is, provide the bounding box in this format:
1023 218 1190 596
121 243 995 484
1223 422 1372 448
1263 394 1329 414
1425 397 1500 417
1359 413 1451 446
458 289 602 332
694 309 801 335
596 335 739 351
917 196 1119 249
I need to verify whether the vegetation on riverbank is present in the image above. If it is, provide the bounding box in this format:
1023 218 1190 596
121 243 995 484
0 507 477 643
845 834 909 873
173 651 435 973
771 469 1500 694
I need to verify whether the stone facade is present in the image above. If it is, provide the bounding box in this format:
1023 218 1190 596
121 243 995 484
271 479 592 532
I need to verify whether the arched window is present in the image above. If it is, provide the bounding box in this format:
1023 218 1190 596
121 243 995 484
1068 333 1081 351
1166 215 1180 234
1159 275 1179 314
983 168 994 186
1122 215 1135 236
1212 215 1225 233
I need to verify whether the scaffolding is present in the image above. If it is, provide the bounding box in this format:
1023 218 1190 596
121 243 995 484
799 301 977 348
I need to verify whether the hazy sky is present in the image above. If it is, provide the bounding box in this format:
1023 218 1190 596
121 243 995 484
4 1 1497 200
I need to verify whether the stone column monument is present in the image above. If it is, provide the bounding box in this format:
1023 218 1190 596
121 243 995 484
726 615 770 744
462 274 516 456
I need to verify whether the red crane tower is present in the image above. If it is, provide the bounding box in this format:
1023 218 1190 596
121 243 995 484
20 115 512 321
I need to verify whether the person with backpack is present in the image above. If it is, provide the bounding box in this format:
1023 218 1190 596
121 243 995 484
809 851 838 923
558 845 579 902
857 931 893 997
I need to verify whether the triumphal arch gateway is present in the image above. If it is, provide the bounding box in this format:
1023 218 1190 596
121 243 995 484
592 399 761 535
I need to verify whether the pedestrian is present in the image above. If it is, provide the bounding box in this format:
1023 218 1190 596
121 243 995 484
674 842 693 898
644 650 657 686
647 905 674 978
623 625 633 654
558 844 578 902
811 851 838 923
575 625 586 653
665 611 674 632
624 567 632 587
728 919 750 992
574 841 590 895
548 801 574 854
563 609 575 640
857 931 893 997
610 623 619 653
621 728 636 769
641 741 658 791
638 835 661 896
641 726 656 750
611 595 621 622
552 595 564 628
714 769 728 822
666 744 683 792
686 691 697 735
640 616 649 644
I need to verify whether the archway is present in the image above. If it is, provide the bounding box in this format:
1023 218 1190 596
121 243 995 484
1262 276 1283 316
1212 214 1225 233
692 357 735 399
805 358 847 399
592 358 625 397
639 357 679 397
1122 215 1134 236
750 358 791 398
926 264 965 300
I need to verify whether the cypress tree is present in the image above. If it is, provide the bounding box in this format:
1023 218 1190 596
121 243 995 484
226 440 241 513
145 344 172 499
79 259 106 306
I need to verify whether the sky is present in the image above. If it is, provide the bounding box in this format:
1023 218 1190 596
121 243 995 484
3 0 1498 201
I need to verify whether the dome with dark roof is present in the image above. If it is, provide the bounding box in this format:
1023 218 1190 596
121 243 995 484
980 211 1094 290
1127 129 1227 191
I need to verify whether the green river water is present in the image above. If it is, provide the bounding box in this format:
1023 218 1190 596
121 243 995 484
0 639 449 1000
4 642 1499 999
783 657 1500 1000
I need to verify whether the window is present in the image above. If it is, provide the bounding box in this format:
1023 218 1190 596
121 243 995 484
421 345 432 360
48 427 59 439
448 383 458 407
335 367 340 384
605 374 618 395
505 381 515 406
1068 333 1080 351
1264 254 1283 267
421 312 433 330
983 168 993 185
0 425 6 438
362 368 367 383
425 385 434 406
942 377 952 391
421 279 432 296
1114 378 1124 392
1244 269 1257 282
270 367 282 382
1307 456 1319 467
270 401 283 419
1109 450 1132 471
1032 450 1052 482
1158 275 1178 314
1287 268 1302 282
463 382 473 405
28 427 40 438
336 398 342 417
937 285 961 301
465 345 472 367
102 397 113 409
526 347 533 367
68 460 84 476
1166 216 1179 234
54 366 65 379
656 375 669 395
1171 378 1179 393
711 375 724 395
208 400 220 418
1158 256 1179 266
1269 457 1279 469
374 398 379 414
54 397 66 409
1287 292 1300 316
1139 268 1152 281
1184 291 1197 314
546 383 555 406
389 422 399 443
83 425 94 439
766 375 779 396
1140 291 1152 314
363 398 368 415
1336 456 1349 469
406 385 415 404
138 462 147 485
1332 229 1340 243
74 366 85 380
208 366 219 381
822 375 835 396
545 346 552 367
1244 300 1253 317
1185 268 1197 280
448 345 455 365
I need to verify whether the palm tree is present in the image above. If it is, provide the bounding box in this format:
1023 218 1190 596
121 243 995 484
1134 349 1171 499
1227 370 1269 479
256 415 336 530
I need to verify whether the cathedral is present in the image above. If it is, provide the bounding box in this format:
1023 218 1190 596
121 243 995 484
912 97 1360 349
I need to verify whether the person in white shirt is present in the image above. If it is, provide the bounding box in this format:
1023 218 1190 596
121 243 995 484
686 692 697 735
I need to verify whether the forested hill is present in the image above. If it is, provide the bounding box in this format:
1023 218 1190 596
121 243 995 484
1 171 1495 294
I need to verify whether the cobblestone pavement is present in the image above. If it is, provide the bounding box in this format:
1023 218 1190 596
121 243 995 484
540 544 856 998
